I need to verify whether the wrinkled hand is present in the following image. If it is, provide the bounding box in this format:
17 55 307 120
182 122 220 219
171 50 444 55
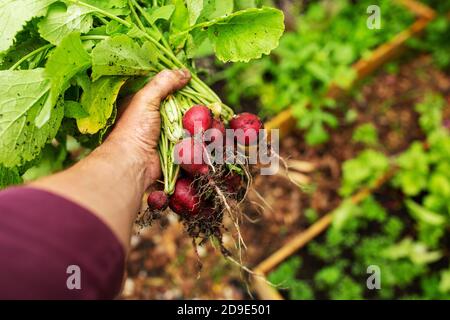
108 69 191 188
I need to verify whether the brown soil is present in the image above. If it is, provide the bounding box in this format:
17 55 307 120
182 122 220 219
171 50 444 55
121 55 450 300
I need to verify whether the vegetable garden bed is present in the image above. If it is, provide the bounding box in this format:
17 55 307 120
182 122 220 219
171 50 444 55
253 53 450 299
264 0 435 136
120 0 441 299
248 0 438 299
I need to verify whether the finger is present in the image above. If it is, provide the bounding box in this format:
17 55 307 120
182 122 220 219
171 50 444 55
134 69 191 110
116 94 134 118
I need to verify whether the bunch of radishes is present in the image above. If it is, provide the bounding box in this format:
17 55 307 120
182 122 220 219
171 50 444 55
146 104 263 222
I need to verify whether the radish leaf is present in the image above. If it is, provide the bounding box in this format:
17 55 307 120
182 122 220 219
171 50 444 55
206 7 284 62
0 69 63 167
0 166 23 188
36 32 91 127
76 76 126 134
92 35 158 80
146 5 176 24
38 3 95 45
0 0 56 53
64 100 89 119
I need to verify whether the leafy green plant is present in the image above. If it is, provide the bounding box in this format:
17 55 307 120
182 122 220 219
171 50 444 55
339 149 390 197
408 14 450 69
269 95 450 300
420 0 450 14
268 256 314 300
352 123 379 146
218 0 414 145
0 0 284 189
392 94 450 248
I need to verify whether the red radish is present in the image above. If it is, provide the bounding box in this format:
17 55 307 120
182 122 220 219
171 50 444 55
174 138 209 175
204 119 226 144
147 191 169 211
224 173 242 193
182 105 213 136
169 178 201 215
229 112 263 145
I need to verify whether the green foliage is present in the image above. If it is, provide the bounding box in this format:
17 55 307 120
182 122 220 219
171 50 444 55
77 76 126 134
340 150 390 197
408 16 450 69
271 96 450 300
419 0 450 15
392 142 429 196
206 8 285 63
0 68 63 167
38 2 97 45
415 94 445 135
392 94 450 247
0 166 23 188
274 195 444 299
22 144 67 181
268 257 314 300
352 123 379 146
0 0 283 186
219 0 413 145
0 0 56 52
91 35 159 80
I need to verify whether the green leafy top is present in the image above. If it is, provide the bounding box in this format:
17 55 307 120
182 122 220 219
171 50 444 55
0 0 284 187
0 0 56 52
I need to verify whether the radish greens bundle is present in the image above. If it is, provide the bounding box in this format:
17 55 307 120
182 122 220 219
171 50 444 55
0 0 284 190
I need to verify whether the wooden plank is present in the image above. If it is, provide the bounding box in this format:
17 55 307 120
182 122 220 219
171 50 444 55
252 276 284 300
254 213 333 275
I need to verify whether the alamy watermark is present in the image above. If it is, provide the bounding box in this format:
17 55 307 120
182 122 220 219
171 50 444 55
367 5 381 30
66 265 81 290
367 265 381 290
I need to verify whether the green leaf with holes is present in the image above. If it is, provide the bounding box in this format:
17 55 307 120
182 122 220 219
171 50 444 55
76 76 126 134
36 32 91 127
0 68 63 167
0 0 56 53
91 35 158 81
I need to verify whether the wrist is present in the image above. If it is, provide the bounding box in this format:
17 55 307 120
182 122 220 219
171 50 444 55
94 138 149 192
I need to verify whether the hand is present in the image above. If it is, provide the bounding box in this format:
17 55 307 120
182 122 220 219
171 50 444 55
108 69 191 188
32 69 191 248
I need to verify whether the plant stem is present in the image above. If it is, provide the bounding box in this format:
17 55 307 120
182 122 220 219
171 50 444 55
9 44 53 70
70 0 132 27
81 35 109 41
128 0 146 31
95 14 109 25
131 0 172 50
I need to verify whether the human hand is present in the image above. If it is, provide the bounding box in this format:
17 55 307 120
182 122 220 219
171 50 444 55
108 69 191 188
32 69 191 248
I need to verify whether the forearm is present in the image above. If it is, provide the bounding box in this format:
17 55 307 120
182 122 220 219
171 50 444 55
30 70 188 250
31 138 148 249
0 187 125 299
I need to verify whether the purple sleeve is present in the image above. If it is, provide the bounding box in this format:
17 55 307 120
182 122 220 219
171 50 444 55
0 187 125 300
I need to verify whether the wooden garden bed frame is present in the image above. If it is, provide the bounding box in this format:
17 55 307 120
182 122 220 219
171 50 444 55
253 0 437 300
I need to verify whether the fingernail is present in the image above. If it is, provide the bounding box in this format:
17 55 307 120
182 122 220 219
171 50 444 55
177 68 191 79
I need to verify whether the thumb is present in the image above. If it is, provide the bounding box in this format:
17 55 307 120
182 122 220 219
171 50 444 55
134 69 191 110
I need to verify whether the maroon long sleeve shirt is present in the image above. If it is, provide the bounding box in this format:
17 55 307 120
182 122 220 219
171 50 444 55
0 187 125 299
